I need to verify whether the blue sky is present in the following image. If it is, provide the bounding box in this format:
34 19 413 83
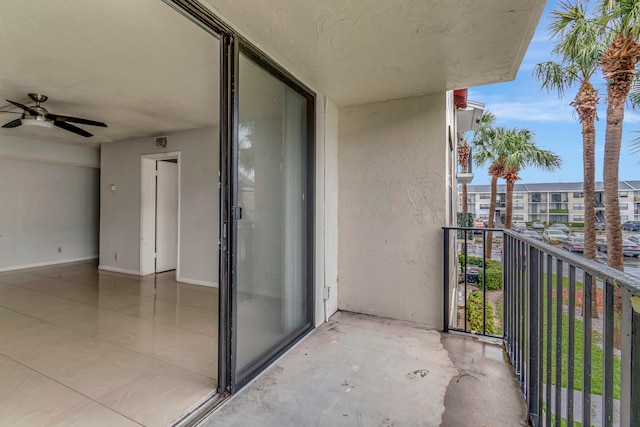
468 0 640 186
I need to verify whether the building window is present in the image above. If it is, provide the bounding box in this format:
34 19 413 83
573 215 584 221
479 194 490 199
479 204 490 210
513 193 524 199
573 203 584 210
573 192 584 198
513 214 524 221
620 203 629 210
621 215 629 222
531 192 543 202
478 214 489 220
619 191 628 198
513 204 524 210
551 192 567 203
467 194 475 202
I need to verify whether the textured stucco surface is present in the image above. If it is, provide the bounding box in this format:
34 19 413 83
203 0 545 106
338 94 447 328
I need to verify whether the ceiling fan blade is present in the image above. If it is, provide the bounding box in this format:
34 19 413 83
54 120 93 137
2 118 22 128
6 99 39 116
48 114 107 127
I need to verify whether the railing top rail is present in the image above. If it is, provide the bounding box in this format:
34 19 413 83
501 229 640 294
444 226 640 293
442 227 503 232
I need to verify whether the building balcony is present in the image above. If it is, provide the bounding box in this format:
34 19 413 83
443 227 640 426
202 311 528 426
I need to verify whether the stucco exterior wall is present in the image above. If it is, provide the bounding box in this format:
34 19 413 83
338 93 448 328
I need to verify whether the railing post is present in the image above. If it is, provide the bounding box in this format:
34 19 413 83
603 280 614 427
527 246 540 427
582 273 593 427
443 228 450 333
631 296 640 425
620 287 632 427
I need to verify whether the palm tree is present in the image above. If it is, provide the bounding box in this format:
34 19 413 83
597 0 640 271
458 112 497 214
472 113 499 254
534 0 605 261
457 140 471 213
493 128 562 229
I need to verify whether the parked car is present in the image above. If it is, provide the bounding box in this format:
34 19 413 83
623 239 640 257
523 230 542 240
543 229 567 244
549 223 571 234
595 222 605 230
597 238 640 256
569 232 585 239
597 241 607 253
512 223 527 233
531 222 545 230
473 218 486 235
629 235 640 245
622 221 640 231
562 236 584 253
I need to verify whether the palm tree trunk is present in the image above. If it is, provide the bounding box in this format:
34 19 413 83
461 161 468 213
600 34 640 347
604 122 623 271
504 178 514 230
576 81 598 262
486 174 498 255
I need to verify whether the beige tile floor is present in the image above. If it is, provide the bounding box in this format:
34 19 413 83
0 261 219 426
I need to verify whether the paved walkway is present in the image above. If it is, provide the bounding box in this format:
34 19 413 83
199 312 528 426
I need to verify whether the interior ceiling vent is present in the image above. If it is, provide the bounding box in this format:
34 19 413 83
155 136 168 148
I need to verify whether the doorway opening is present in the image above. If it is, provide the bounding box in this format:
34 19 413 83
141 152 181 278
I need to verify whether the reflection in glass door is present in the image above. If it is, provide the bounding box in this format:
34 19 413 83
234 50 313 385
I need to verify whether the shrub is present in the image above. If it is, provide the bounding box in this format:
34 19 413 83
466 291 497 334
478 266 502 290
458 254 484 268
457 254 503 289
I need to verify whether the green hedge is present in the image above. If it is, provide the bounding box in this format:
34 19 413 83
458 254 503 290
467 291 497 334
478 267 502 290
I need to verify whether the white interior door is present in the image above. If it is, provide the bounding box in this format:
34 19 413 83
156 160 178 272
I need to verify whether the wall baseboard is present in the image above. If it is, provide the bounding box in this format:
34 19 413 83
98 265 142 276
176 276 218 288
0 256 98 273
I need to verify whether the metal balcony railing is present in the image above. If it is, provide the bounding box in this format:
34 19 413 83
443 227 640 427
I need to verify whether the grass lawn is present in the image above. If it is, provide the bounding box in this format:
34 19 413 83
542 305 621 400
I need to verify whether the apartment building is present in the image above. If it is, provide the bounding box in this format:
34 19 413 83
465 181 640 225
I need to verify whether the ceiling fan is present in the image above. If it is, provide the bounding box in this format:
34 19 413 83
1 93 107 137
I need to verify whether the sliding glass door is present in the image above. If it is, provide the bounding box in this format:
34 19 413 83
232 49 314 386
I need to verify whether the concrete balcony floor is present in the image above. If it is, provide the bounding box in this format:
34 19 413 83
201 312 528 426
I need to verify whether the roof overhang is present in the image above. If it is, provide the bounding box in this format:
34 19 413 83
204 0 546 106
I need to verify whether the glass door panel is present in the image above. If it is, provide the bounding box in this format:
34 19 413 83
234 51 311 382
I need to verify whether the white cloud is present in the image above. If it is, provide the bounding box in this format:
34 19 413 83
486 100 575 123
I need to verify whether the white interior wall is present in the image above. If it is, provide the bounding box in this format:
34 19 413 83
0 136 99 271
99 126 219 286
337 93 448 328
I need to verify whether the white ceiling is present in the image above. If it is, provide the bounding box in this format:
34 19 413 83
0 0 219 146
204 0 546 106
0 0 544 146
